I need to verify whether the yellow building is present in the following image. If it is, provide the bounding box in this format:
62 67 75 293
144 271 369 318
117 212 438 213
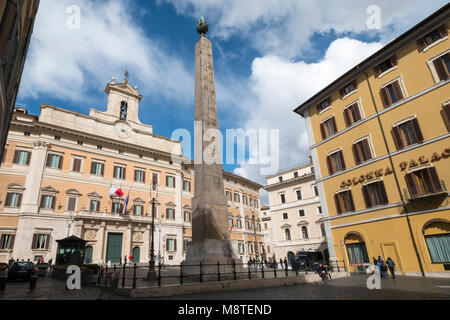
294 4 450 277
0 76 263 265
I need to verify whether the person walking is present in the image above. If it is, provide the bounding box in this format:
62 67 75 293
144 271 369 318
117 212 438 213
279 258 284 269
386 257 396 279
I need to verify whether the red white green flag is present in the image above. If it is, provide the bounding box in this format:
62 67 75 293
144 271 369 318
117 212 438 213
109 184 124 198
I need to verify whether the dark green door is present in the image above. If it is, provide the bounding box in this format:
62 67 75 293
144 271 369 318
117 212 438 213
132 247 140 263
84 246 93 264
106 233 123 263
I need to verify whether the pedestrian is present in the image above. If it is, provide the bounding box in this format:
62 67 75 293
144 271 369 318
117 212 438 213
48 258 53 268
379 258 388 279
124 255 127 265
8 257 14 266
284 258 288 270
372 257 377 265
279 258 284 269
386 257 396 279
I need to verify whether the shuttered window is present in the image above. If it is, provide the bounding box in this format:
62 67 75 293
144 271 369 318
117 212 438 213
90 162 104 176
326 150 346 175
184 211 191 223
380 80 404 108
0 234 15 250
339 81 357 97
362 182 389 208
114 166 126 180
183 180 191 192
46 154 63 169
13 150 31 165
40 195 55 210
112 202 123 214
234 193 240 203
90 200 100 212
5 193 22 208
392 118 424 149
405 167 443 198
166 176 175 188
443 104 450 130
320 117 338 139
417 24 448 51
316 98 331 112
334 191 355 214
167 239 177 252
353 138 373 164
432 53 450 81
134 169 145 183
166 208 175 220
134 205 143 216
72 158 82 173
344 103 363 127
67 197 77 211
32 234 50 250
373 55 397 77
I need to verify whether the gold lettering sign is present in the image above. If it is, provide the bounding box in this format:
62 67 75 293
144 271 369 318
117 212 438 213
385 167 393 175
340 167 392 188
431 152 441 162
409 159 419 168
419 156 429 165
400 162 408 170
374 169 383 177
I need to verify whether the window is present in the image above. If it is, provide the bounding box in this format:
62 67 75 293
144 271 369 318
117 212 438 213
248 243 253 254
67 197 77 211
46 154 63 169
166 208 175 220
258 223 261 232
184 211 191 223
243 195 248 206
226 190 232 201
353 138 373 164
237 219 242 229
89 200 100 212
77 141 83 146
278 176 283 182
316 98 331 112
299 210 305 217
40 195 55 210
13 150 31 165
296 190 302 200
392 118 424 149
320 224 326 237
335 191 355 214
327 150 346 175
0 234 15 250
373 55 397 76
138 154 143 159
5 193 22 208
301 226 309 239
255 200 259 208
320 117 338 139
245 220 249 230
90 161 104 176
264 223 268 229
280 194 286 204
380 79 405 107
32 234 50 250
120 101 128 121
238 243 244 254
405 167 443 198
317 207 322 215
134 169 146 183
166 239 177 252
112 202 123 214
293 172 299 178
234 193 240 203
432 53 450 82
151 173 159 186
443 103 450 130
54 136 61 141
347 243 370 265
285 229 291 241
97 145 103 150
72 158 82 173
114 166 126 180
314 186 319 197
134 205 143 216
24 132 31 137
119 150 124 155
283 213 288 220
362 181 389 208
417 25 448 51
425 234 450 263
183 180 191 192
229 218 233 228
166 176 175 188
339 81 357 97
344 103 363 127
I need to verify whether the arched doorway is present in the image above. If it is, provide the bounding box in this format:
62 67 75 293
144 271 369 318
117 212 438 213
132 247 141 263
423 219 450 264
344 232 369 269
287 251 295 267
84 246 93 264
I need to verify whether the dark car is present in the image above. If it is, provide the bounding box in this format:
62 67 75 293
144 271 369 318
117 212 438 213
8 262 37 280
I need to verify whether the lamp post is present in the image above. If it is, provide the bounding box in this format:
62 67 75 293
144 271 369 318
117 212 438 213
146 179 158 280
251 208 259 262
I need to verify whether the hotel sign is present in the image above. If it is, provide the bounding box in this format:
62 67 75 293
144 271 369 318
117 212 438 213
399 148 450 171
340 167 393 188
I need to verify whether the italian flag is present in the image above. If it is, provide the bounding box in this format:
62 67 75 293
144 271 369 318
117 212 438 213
109 184 124 198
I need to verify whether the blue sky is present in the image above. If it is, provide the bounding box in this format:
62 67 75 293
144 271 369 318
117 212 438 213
16 0 448 203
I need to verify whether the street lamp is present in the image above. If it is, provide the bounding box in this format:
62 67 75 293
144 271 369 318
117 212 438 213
146 178 158 280
251 208 259 262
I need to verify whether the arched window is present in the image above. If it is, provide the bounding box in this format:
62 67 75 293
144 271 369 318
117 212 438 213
423 219 450 263
120 101 128 120
285 229 291 241
320 224 326 237
302 226 309 239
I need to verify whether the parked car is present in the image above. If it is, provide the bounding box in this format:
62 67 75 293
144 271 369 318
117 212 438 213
35 262 49 277
7 262 37 280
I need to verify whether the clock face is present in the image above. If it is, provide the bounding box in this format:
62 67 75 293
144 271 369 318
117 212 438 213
114 123 132 139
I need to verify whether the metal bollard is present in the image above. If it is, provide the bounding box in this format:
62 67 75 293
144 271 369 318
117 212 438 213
157 263 162 287
133 263 137 289
199 262 203 283
180 263 184 285
261 262 265 279
232 260 237 281
217 262 221 282
29 274 37 291
122 263 126 288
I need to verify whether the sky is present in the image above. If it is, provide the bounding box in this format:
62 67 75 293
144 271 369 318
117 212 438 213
16 0 448 205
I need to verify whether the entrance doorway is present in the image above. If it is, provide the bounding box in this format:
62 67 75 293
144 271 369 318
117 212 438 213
106 233 123 263
381 242 403 275
84 246 93 264
132 247 140 263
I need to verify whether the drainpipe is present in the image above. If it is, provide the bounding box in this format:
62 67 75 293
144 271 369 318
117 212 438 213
357 65 425 277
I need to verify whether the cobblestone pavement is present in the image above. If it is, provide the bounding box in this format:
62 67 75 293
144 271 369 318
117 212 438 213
0 273 449 300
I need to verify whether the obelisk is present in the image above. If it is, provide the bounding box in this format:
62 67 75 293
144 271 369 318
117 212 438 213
185 17 236 268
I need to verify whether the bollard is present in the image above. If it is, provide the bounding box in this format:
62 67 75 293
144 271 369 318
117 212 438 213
133 263 137 289
261 262 265 279
29 274 37 291
217 262 221 282
122 263 126 288
274 265 277 278
232 260 237 281
157 263 162 287
285 262 288 277
248 264 251 280
199 262 203 283
180 263 183 285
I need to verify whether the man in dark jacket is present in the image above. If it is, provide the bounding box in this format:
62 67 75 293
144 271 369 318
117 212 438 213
386 257 396 279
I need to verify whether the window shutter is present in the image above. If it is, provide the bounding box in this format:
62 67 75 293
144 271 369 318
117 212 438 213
339 88 345 98
438 24 448 37
166 175 169 187
40 196 45 209
362 185 371 208
51 196 56 210
68 197 76 211
392 81 404 101
339 151 346 170
123 167 126 180
326 156 334 175
433 58 448 81
379 182 389 204
90 162 95 174
392 126 404 150
26 152 31 165
5 193 11 207
416 38 427 52
380 87 391 108
9 235 15 249
45 235 50 250
411 118 424 142
13 150 19 164
316 104 321 113
351 80 357 90
320 123 326 139
166 239 169 250
134 170 137 182
331 117 337 134
143 171 146 184
334 194 342 214
101 163 105 176
444 104 450 128
362 139 372 160
343 108 351 127
428 167 443 193
348 191 355 211
390 55 397 66
373 65 381 77
58 156 63 169
32 234 38 249
17 194 22 207
352 144 361 165
353 104 362 122
174 239 177 251
405 174 418 198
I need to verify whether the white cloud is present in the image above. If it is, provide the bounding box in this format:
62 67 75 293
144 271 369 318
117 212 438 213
164 0 448 58
19 0 193 105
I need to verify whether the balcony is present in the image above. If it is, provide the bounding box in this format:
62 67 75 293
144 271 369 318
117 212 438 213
404 180 448 202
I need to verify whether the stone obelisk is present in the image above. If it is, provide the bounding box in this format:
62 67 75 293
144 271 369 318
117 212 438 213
185 17 236 268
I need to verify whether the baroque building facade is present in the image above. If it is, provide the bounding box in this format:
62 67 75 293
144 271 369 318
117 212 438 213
0 77 263 265
294 5 449 277
264 163 328 263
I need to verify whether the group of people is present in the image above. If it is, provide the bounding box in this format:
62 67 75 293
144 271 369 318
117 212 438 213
315 263 331 282
8 258 51 266
373 256 396 279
